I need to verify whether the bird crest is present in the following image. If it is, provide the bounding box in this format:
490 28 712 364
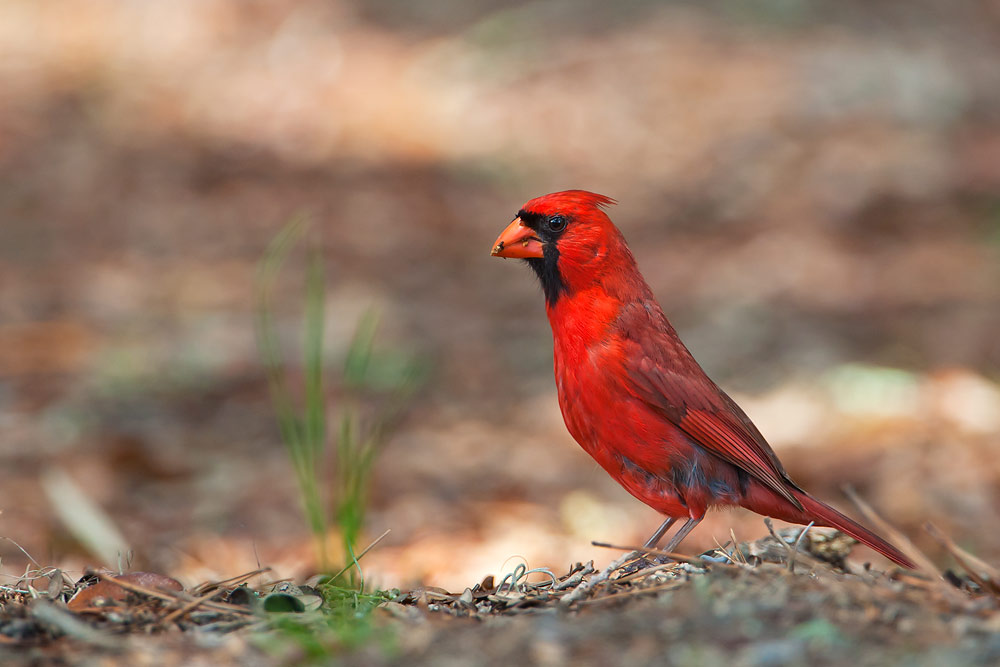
519 190 617 217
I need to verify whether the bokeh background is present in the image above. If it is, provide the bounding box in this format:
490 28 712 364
2 0 999 592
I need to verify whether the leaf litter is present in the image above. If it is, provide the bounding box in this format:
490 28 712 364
4 524 997 665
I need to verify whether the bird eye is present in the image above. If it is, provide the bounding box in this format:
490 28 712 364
547 215 567 233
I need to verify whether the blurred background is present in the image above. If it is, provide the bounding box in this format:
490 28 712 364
1 0 998 592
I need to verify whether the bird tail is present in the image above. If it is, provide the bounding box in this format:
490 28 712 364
791 489 915 569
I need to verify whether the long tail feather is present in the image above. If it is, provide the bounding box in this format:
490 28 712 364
793 490 915 569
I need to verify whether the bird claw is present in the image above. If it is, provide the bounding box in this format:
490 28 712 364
618 553 674 575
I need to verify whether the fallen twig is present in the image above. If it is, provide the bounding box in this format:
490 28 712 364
843 487 937 575
576 580 687 606
191 567 271 597
161 587 230 627
590 541 708 566
925 522 1000 598
92 571 254 616
328 529 391 584
762 519 826 572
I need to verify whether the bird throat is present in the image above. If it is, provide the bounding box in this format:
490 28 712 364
525 243 566 305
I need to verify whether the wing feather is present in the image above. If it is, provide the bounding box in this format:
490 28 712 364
618 302 803 510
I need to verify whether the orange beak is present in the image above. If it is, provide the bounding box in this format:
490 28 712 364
491 217 544 259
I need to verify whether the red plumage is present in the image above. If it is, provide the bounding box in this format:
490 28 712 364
491 190 914 568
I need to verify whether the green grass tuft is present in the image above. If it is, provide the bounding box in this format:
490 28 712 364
255 217 421 586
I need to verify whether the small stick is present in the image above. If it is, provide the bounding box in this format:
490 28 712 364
591 541 707 566
560 540 722 605
92 572 254 616
787 522 815 573
559 549 640 607
161 587 231 627
763 519 826 571
577 580 687 605
842 487 940 577
93 572 179 604
192 567 271 597
328 529 391 583
925 523 1000 597
729 529 749 566
611 561 684 585
843 489 971 607
551 563 593 591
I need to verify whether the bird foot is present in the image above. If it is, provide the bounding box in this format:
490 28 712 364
618 553 673 575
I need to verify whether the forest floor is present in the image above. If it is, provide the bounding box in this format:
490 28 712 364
2 526 998 665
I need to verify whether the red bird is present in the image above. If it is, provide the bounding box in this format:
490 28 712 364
491 190 914 568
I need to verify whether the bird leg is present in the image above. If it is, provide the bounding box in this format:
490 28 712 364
661 517 701 554
643 517 677 549
560 517 701 606
635 517 700 568
610 517 677 574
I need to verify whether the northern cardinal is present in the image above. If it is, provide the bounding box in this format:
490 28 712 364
491 190 914 568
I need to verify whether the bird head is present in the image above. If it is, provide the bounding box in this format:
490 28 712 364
491 190 626 305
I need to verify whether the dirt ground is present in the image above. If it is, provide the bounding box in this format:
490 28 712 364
1 0 999 663
3 529 999 665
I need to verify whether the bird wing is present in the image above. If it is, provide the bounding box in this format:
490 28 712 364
618 303 804 510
